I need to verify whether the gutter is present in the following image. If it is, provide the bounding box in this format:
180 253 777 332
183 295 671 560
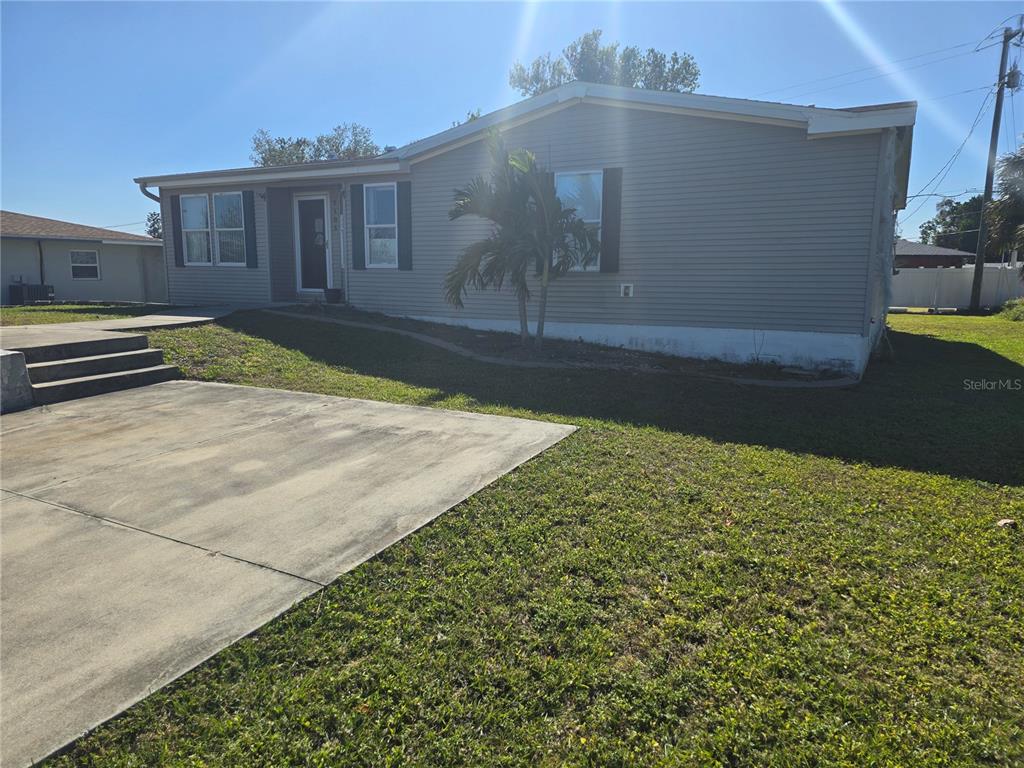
138 182 161 203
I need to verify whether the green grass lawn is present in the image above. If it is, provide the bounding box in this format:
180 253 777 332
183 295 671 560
0 303 167 325
51 312 1022 767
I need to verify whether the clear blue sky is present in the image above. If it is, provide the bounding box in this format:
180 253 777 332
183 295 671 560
1 1 1019 239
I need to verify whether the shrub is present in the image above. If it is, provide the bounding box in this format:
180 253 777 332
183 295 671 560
998 297 1024 320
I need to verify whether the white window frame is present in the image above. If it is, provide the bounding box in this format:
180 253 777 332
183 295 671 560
180 193 212 267
555 170 603 272
69 250 100 280
212 191 247 267
363 182 398 269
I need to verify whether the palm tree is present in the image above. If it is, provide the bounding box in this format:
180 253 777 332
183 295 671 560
508 150 599 349
445 132 599 350
986 147 1024 275
446 133 534 343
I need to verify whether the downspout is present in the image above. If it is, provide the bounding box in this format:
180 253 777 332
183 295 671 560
138 182 169 305
138 182 161 204
36 239 45 284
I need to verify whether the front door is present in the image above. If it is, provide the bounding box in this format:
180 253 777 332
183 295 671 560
296 196 329 291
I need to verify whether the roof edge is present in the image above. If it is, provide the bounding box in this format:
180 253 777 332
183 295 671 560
135 82 917 188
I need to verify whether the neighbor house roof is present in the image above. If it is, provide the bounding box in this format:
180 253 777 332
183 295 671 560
135 81 917 193
894 238 973 258
0 210 162 245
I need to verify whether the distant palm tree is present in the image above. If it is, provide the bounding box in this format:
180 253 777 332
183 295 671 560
986 147 1024 276
445 132 598 349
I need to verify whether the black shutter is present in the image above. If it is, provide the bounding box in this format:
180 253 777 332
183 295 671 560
242 190 258 268
600 168 622 273
170 194 184 267
536 171 555 275
350 184 365 270
397 181 412 270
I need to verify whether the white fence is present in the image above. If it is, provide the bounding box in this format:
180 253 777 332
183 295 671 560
890 263 1023 310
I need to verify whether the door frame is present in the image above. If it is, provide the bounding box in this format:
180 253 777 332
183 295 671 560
292 192 333 293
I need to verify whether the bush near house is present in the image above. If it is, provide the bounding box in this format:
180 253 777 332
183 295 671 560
50 312 1023 767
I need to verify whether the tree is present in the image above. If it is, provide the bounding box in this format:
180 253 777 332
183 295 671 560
445 132 599 349
451 109 482 128
446 134 534 341
509 29 700 97
145 211 162 239
986 147 1024 272
250 123 380 167
918 195 983 255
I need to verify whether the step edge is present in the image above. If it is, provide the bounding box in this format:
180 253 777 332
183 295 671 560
26 348 164 369
30 365 179 389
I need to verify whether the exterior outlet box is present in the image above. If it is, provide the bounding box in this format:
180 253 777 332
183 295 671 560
620 283 634 298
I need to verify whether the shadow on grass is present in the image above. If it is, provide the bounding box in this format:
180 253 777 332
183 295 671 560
221 312 1023 487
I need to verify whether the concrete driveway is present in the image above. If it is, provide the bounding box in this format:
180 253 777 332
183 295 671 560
0 381 574 766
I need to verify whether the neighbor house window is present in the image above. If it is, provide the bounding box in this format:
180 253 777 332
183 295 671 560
364 183 398 267
70 250 100 280
213 192 246 265
180 194 212 265
555 171 602 271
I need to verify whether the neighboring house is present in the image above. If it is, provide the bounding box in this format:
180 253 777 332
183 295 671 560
894 238 971 268
135 82 915 373
1 211 166 305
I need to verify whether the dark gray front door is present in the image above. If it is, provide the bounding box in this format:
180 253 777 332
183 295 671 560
297 198 328 290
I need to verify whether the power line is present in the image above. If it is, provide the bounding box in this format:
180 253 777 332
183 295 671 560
905 188 983 200
752 39 976 98
916 85 994 103
101 220 146 229
902 89 995 222
786 50 979 101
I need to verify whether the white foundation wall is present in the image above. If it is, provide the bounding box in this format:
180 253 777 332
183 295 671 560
410 314 872 374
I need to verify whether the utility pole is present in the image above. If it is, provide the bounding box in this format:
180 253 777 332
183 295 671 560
969 21 1023 311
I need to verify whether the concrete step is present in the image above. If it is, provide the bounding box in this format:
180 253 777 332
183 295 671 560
15 333 149 365
31 365 180 405
26 348 167 383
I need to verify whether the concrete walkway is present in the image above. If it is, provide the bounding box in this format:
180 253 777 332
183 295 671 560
0 306 236 347
0 381 574 766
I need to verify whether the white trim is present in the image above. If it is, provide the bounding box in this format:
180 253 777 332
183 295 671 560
292 193 333 292
554 169 603 272
363 182 398 269
406 314 873 374
179 194 212 266
100 239 163 247
69 249 101 280
212 190 247 267
137 162 402 189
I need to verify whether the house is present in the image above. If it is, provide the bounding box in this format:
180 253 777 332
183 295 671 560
135 82 915 374
893 238 971 268
1 211 166 305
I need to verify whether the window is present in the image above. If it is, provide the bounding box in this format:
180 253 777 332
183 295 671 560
364 183 397 267
70 250 100 280
555 171 603 271
213 192 246 265
180 194 211 265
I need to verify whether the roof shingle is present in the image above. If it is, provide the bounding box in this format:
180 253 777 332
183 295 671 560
0 210 160 244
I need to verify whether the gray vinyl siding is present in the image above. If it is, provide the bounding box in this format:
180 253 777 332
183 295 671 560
159 186 271 305
1 238 166 304
266 185 346 302
345 102 883 335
